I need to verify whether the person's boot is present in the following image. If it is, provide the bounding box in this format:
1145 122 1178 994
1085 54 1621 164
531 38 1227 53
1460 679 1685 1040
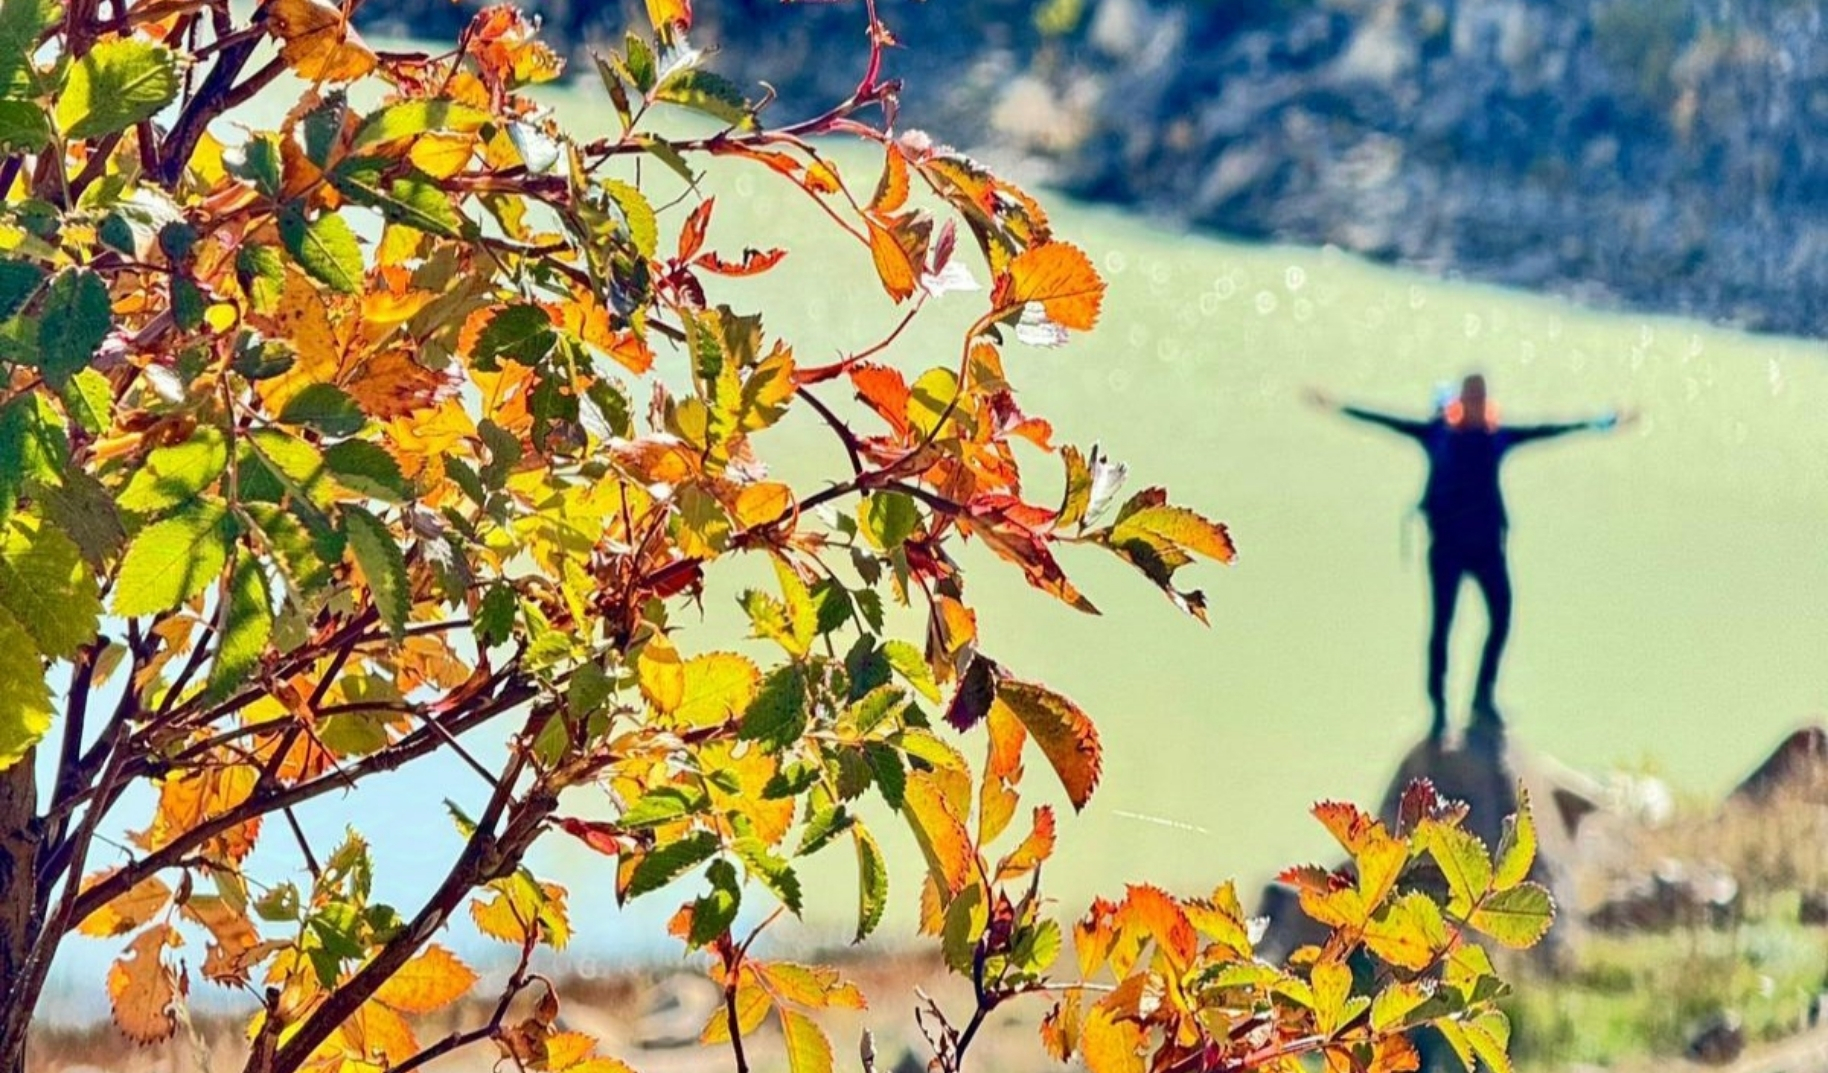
1428 701 1447 743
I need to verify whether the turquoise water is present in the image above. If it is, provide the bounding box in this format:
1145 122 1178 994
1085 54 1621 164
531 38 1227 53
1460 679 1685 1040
41 80 1828 1014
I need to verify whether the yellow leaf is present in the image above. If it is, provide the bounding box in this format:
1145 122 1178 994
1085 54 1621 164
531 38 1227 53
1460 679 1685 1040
780 1008 834 1073
672 652 760 728
1001 241 1104 331
108 925 181 1044
409 132 475 178
732 482 794 529
373 944 478 1013
700 979 770 1044
1079 1001 1146 1073
78 872 171 938
645 0 692 35
636 635 685 714
267 0 378 82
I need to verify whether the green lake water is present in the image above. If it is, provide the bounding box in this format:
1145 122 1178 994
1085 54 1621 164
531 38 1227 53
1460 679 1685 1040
518 112 1828 949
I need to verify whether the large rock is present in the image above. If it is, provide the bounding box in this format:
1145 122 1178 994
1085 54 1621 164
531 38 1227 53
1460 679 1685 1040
1731 724 1828 805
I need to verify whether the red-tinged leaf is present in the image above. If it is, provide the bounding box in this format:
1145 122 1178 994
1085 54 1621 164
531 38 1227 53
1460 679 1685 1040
557 817 626 857
996 241 1104 331
866 217 918 303
967 500 1097 614
1119 884 1198 971
1313 800 1379 854
944 653 998 732
108 925 181 1044
871 144 910 214
994 679 1102 811
996 806 1056 882
645 0 692 34
847 362 911 438
694 247 787 277
1040 994 1083 1062
904 771 975 896
1397 778 1469 834
677 198 714 261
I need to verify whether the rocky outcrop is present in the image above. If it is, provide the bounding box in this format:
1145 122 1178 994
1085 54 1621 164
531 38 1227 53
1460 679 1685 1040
365 0 1828 337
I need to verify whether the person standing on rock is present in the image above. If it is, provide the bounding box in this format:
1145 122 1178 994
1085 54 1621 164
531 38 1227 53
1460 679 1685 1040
1306 374 1634 740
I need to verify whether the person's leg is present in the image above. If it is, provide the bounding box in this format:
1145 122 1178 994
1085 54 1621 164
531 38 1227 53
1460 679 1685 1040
1427 543 1463 738
1471 545 1513 722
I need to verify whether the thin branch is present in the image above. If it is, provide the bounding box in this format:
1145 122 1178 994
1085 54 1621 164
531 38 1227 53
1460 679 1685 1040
282 807 321 878
795 386 863 477
390 931 539 1073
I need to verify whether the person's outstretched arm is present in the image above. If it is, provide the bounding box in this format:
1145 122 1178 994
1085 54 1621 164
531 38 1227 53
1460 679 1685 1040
1505 408 1637 446
1305 388 1432 440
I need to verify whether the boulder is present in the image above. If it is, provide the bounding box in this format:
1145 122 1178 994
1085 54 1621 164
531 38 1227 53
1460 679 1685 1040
1731 724 1828 805
1687 1011 1746 1065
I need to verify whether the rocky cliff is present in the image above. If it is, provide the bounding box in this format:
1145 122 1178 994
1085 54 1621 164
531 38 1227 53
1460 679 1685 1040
363 0 1828 337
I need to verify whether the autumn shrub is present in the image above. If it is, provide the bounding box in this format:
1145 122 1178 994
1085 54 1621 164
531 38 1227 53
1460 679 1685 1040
0 1 1550 1072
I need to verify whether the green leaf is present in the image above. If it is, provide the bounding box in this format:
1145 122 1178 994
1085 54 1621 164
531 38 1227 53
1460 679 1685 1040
60 368 111 435
342 505 407 640
0 607 52 770
941 881 986 973
602 178 658 259
852 824 888 943
738 664 807 751
654 69 753 129
0 100 49 151
246 503 342 607
796 805 854 858
621 784 709 828
0 259 45 321
323 440 411 501
842 685 908 737
235 246 286 313
279 206 364 295
1419 820 1494 917
623 33 656 92
624 830 718 902
0 514 100 659
474 583 515 648
112 497 233 617
1492 790 1538 891
205 555 272 699
686 859 741 948
34 470 125 567
331 159 465 238
882 639 941 702
349 99 489 151
54 37 181 140
279 383 365 437
0 0 59 97
733 838 802 915
859 491 918 551
300 91 347 168
472 303 555 369
863 742 905 810
170 276 205 331
117 425 227 514
1467 882 1555 950
35 268 111 389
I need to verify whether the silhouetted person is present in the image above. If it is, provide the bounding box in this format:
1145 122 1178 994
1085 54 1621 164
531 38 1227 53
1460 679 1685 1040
1308 375 1634 739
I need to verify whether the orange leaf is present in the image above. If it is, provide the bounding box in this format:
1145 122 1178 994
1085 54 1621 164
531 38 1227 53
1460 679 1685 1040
866 217 918 303
1119 884 1198 971
993 679 1102 811
180 895 264 986
996 805 1056 883
78 872 170 938
374 944 479 1013
678 198 714 262
871 144 910 214
1000 241 1104 331
108 925 181 1044
266 0 377 82
1079 1001 1147 1073
847 362 911 438
904 771 975 897
695 248 787 277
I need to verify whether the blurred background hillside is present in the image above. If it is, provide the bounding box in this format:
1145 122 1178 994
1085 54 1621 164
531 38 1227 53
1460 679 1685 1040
371 0 1828 335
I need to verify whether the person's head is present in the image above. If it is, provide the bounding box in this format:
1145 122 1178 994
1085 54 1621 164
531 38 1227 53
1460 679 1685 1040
1452 373 1491 429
